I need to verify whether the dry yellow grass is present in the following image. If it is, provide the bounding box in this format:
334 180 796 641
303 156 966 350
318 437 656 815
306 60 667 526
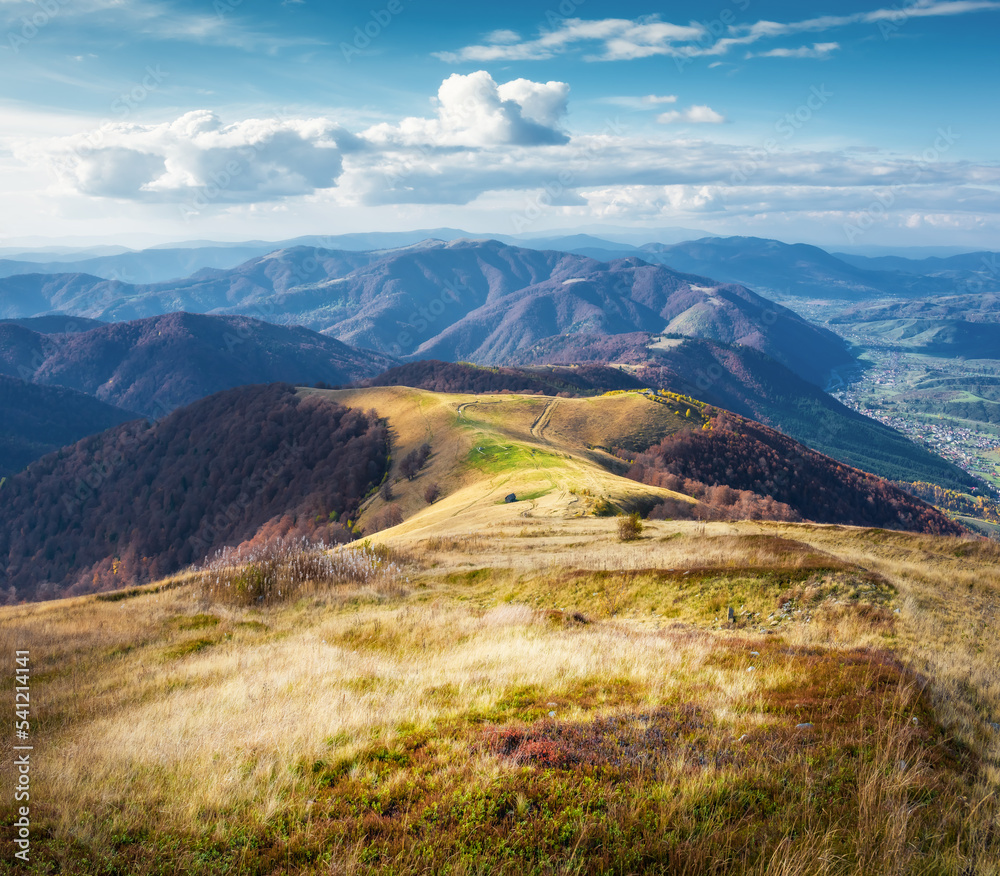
2 388 999 873
2 519 999 873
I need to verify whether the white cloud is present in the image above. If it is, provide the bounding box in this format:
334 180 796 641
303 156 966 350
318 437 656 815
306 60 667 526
332 117 1000 214
29 110 348 203
657 105 726 124
434 17 705 63
496 78 570 129
436 3 1000 64
748 42 840 59
9 71 1000 244
601 94 677 109
484 29 521 44
643 94 678 105
362 71 569 148
0 0 319 52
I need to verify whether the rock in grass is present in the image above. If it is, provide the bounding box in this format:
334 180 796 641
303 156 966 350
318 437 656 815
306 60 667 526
796 722 814 730
505 493 517 503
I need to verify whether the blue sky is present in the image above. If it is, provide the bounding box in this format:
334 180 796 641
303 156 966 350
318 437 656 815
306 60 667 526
0 0 998 247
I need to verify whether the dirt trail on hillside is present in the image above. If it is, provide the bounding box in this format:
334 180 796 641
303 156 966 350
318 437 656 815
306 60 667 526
530 399 558 443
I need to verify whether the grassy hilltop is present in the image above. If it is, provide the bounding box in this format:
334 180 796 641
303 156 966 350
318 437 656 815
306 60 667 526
2 387 999 874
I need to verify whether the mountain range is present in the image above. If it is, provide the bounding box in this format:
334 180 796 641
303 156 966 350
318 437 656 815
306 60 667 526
0 375 138 478
0 381 961 604
569 237 1000 300
0 239 852 386
0 312 394 418
0 226 714 283
827 293 1000 358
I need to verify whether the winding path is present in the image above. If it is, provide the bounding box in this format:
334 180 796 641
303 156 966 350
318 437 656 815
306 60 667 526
529 399 558 443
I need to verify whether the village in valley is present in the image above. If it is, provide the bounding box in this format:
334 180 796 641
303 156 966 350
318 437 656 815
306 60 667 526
829 346 1000 493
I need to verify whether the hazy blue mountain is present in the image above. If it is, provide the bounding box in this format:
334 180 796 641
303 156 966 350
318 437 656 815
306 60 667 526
0 315 107 333
631 236 992 299
0 312 394 417
0 228 704 285
0 375 139 478
827 292 1000 358
832 250 1000 279
0 230 478 284
0 239 852 386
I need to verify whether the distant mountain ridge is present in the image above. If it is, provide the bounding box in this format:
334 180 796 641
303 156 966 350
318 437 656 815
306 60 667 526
0 312 394 417
0 375 139 478
360 360 645 396
0 226 714 283
833 249 1000 277
555 236 1000 300
0 239 852 386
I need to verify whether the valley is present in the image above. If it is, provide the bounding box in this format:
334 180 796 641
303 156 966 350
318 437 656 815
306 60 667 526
831 349 1000 490
780 293 1000 499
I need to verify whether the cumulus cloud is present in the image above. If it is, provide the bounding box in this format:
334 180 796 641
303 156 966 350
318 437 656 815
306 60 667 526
35 110 349 203
16 70 1000 241
334 118 1000 214
657 105 726 124
362 71 570 148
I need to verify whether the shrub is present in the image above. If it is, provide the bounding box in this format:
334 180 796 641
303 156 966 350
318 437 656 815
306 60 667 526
367 503 404 533
196 536 407 606
618 512 643 541
592 497 618 517
424 482 441 504
399 442 432 480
